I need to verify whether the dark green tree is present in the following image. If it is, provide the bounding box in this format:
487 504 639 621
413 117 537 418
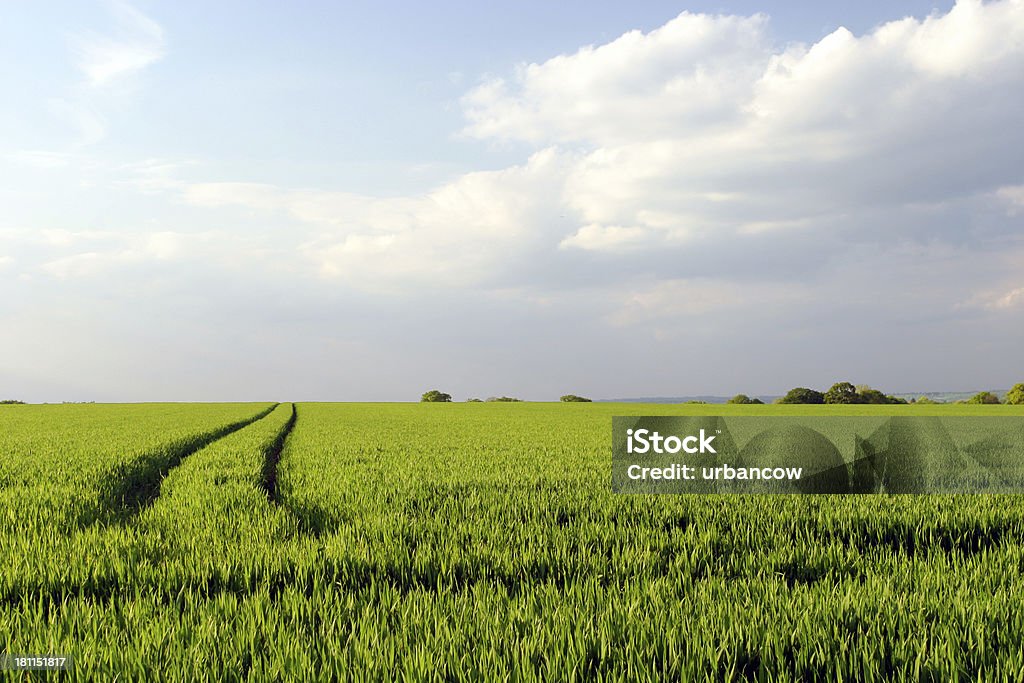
824 382 860 404
560 395 592 402
966 391 1001 405
727 394 764 405
777 388 825 404
858 388 893 404
420 390 452 403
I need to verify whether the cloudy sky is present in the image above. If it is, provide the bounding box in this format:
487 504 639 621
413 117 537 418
2 0 1022 402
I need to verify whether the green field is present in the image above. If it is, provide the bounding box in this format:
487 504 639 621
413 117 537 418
1 402 1023 681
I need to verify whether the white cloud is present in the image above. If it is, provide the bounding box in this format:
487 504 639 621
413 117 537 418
115 159 192 194
41 2 166 146
461 0 1024 260
966 286 1024 311
991 288 1024 309
73 0 165 87
39 232 187 279
7 2 1024 399
736 218 813 235
996 184 1024 213
464 1 1024 149
184 149 574 289
558 224 655 251
155 1 1024 307
462 12 773 145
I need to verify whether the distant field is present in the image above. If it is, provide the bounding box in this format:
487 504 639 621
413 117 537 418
0 402 1022 680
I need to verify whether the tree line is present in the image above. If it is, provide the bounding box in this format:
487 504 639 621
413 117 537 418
421 390 592 403
422 383 1024 405
730 382 1024 405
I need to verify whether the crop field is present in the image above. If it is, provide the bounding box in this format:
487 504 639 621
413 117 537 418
1 402 1023 681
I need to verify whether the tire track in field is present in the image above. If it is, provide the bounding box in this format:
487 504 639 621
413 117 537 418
260 402 297 503
93 403 281 525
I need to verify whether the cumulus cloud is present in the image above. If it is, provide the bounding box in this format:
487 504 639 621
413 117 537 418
23 0 1010 397
465 1 1024 148
167 0 1024 304
184 149 575 289
551 1 1024 251
462 12 773 145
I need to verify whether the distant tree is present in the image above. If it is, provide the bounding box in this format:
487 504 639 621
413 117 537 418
915 396 939 404
682 400 708 404
466 398 483 402
749 397 764 404
777 388 825 404
824 382 861 404
420 390 452 403
857 388 887 404
560 395 592 402
727 394 764 405
0 399 25 405
966 391 1001 405
486 396 522 402
1005 384 1024 405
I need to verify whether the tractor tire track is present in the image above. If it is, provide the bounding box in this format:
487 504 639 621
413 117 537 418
260 402 297 503
92 403 280 525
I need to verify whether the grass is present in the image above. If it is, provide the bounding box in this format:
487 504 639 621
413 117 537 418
0 402 1022 680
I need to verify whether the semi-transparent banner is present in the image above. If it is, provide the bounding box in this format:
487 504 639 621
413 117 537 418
612 416 1024 494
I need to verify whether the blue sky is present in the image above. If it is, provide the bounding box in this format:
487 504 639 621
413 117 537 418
1 0 1021 402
